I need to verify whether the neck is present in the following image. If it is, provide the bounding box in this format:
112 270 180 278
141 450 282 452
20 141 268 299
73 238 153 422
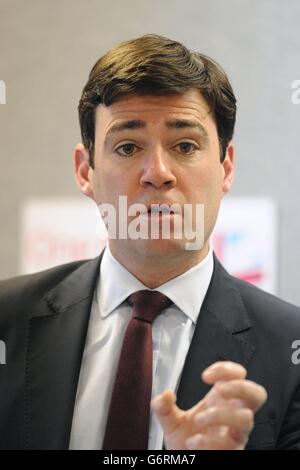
108 241 210 289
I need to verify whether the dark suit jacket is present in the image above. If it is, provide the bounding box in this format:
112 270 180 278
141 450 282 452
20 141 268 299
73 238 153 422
0 252 300 450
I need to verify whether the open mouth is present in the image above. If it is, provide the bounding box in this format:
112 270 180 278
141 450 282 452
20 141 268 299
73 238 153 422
142 202 181 216
147 207 176 215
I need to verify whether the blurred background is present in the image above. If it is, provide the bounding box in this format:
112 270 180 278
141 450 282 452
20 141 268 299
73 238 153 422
0 0 299 305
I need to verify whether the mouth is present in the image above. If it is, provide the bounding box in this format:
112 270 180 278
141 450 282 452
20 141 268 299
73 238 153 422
142 201 181 215
142 203 180 217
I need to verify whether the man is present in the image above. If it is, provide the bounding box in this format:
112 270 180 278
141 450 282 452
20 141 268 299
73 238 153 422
0 34 299 450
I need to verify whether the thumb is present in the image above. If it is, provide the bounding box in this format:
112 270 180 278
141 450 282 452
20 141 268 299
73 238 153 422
151 390 185 434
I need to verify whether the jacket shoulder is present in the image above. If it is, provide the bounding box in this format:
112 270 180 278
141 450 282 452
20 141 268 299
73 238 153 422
231 273 300 330
0 259 93 321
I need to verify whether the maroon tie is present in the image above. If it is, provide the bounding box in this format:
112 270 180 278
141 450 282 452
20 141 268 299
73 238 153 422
102 290 172 450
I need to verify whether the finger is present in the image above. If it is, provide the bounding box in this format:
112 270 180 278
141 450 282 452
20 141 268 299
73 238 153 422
188 384 245 418
217 380 268 412
229 425 253 445
193 406 254 436
185 432 244 450
151 390 185 434
202 361 247 385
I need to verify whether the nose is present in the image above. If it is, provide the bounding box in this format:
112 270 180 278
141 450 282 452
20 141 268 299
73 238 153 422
139 146 177 189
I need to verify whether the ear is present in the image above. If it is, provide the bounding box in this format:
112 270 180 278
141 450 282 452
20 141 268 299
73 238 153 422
221 142 234 196
73 143 95 198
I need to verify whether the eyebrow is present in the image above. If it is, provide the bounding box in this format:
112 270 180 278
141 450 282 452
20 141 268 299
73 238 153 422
104 118 209 143
166 119 208 139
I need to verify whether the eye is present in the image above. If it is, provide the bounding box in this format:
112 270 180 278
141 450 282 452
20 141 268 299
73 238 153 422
115 143 139 156
175 142 198 154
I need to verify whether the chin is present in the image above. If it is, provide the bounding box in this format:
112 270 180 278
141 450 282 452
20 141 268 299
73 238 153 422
130 238 190 259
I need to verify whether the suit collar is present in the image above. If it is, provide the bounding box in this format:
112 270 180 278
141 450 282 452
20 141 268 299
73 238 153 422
176 254 255 411
42 253 103 315
204 254 252 334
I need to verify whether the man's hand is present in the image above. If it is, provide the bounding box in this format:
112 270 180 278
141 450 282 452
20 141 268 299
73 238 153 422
151 361 267 450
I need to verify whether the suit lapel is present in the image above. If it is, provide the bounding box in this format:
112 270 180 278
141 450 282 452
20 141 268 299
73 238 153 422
24 254 102 449
176 255 256 411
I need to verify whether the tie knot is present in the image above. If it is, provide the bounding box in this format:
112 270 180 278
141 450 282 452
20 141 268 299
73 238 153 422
127 290 172 323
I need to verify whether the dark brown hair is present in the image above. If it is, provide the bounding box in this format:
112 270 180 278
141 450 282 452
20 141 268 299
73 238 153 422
78 34 237 167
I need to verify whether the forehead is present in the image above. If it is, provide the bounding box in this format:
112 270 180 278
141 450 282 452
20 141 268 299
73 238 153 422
95 89 213 131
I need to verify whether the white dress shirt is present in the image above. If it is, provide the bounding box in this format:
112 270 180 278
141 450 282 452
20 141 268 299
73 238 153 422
69 244 214 450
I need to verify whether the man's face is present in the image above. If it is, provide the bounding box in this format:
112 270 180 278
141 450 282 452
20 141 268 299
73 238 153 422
75 88 234 262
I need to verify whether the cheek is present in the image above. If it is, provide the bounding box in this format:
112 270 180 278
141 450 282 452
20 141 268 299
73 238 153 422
92 166 135 204
187 163 223 202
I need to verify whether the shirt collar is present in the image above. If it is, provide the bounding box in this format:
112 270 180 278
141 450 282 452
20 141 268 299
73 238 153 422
97 243 214 324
